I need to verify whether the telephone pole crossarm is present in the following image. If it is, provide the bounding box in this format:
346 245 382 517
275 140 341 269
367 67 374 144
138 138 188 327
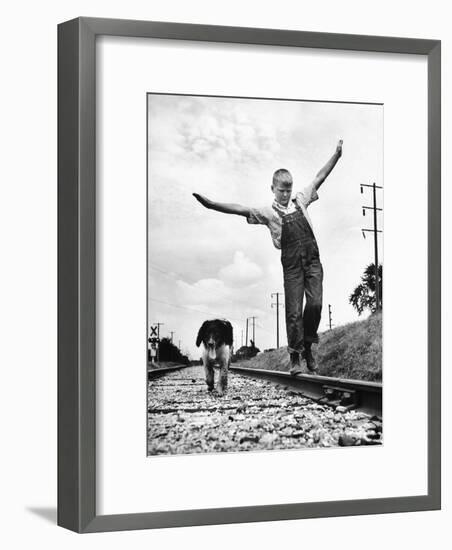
361 183 383 190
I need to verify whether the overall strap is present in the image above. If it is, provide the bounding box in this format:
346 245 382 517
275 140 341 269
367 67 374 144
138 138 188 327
272 199 300 218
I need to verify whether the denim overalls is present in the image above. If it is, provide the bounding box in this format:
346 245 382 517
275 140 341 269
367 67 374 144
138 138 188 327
275 202 323 354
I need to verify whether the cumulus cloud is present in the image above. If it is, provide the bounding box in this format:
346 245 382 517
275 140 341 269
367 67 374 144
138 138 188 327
176 277 231 305
218 251 263 286
169 99 282 165
167 251 266 321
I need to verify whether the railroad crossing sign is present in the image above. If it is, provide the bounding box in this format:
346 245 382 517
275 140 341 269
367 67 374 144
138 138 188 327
148 334 159 363
149 326 160 345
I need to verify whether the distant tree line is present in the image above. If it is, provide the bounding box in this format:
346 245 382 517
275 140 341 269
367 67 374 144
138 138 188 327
158 337 190 365
232 340 260 362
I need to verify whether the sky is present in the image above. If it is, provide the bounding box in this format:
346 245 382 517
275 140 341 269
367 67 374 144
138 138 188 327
147 94 383 359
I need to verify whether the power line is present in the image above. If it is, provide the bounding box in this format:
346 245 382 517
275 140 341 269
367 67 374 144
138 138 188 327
149 297 240 320
149 262 277 336
148 264 176 276
149 262 271 317
148 297 274 336
149 265 279 339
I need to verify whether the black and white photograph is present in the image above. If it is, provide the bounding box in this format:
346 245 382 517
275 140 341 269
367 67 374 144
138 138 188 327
147 93 383 456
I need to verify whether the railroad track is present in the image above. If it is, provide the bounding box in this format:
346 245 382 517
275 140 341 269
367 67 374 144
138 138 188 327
147 365 382 456
147 363 189 380
230 365 382 417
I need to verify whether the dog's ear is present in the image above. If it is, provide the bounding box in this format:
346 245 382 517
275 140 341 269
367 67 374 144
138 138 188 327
196 322 207 347
222 320 233 347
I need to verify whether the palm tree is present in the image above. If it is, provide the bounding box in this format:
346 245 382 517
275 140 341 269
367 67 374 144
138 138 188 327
349 263 383 315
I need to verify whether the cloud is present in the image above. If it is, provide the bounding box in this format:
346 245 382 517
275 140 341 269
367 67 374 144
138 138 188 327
149 248 282 357
218 251 263 286
176 277 230 305
150 96 282 165
165 251 267 321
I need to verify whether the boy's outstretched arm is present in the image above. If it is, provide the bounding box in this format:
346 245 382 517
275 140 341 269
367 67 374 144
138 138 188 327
193 193 251 217
312 140 343 190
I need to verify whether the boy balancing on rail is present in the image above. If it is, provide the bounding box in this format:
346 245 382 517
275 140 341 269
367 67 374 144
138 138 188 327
193 140 343 375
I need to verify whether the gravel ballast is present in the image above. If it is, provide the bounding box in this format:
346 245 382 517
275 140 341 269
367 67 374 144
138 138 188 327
148 366 382 456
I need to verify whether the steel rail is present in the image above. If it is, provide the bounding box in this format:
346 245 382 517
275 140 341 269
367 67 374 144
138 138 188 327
230 365 382 417
147 363 190 380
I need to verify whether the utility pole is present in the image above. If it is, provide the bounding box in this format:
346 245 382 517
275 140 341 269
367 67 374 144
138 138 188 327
361 182 383 311
328 304 334 331
245 318 249 347
241 329 243 347
271 292 284 348
170 331 175 344
252 316 255 345
247 316 257 347
178 340 181 350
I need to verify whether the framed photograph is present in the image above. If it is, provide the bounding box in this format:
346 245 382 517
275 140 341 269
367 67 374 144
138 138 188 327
58 17 441 532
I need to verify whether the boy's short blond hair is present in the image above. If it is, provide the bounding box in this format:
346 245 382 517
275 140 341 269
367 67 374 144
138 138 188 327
272 168 293 187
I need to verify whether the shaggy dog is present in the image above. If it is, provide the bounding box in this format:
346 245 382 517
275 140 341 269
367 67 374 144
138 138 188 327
196 319 233 395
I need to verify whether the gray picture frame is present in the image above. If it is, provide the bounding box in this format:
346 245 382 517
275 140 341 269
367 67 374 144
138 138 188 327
58 17 441 533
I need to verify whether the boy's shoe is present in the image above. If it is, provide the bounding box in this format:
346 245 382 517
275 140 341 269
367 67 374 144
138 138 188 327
303 347 318 372
289 352 308 376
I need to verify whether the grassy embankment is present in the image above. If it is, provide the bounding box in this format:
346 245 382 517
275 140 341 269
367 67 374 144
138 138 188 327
235 312 382 382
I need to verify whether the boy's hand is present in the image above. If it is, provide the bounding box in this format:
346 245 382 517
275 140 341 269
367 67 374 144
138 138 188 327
312 140 343 189
193 193 212 209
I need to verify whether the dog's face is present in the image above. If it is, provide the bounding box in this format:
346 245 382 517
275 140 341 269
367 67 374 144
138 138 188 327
196 320 233 361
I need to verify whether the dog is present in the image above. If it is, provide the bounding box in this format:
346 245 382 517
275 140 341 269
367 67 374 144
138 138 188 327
196 319 233 396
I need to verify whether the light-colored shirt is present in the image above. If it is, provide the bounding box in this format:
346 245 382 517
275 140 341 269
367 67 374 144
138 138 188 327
246 182 319 249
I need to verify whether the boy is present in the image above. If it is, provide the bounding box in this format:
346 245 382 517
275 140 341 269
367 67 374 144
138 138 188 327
193 140 343 375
